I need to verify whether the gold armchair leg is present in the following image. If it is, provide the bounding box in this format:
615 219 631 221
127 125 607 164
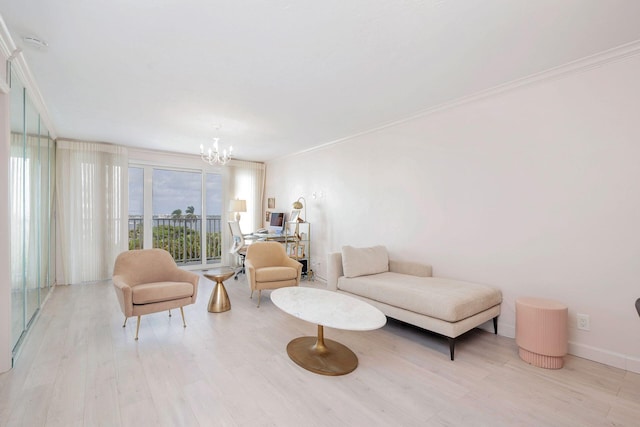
180 307 186 328
257 290 261 308
250 290 254 299
123 317 128 328
135 315 141 340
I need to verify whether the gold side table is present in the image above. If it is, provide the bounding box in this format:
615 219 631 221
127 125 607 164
204 268 235 313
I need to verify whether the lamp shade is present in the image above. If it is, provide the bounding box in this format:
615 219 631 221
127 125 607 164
292 196 306 222
229 199 247 213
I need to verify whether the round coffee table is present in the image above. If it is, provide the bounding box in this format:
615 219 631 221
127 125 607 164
271 287 386 376
204 267 236 313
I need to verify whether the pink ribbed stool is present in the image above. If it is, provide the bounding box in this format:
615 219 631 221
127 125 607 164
516 297 568 369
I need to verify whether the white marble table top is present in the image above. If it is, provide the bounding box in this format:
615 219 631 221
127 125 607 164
271 287 387 331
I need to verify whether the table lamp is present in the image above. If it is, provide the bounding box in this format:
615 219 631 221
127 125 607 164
229 199 247 221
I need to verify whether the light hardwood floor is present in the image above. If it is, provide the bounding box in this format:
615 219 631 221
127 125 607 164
1 273 639 426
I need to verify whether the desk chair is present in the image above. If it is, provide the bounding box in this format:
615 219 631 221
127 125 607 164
229 221 248 280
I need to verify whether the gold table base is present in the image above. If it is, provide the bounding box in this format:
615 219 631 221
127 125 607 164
286 325 358 376
205 271 235 313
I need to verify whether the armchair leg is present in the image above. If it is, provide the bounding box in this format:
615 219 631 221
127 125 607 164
168 309 172 317
257 290 262 308
123 317 128 328
250 290 254 299
135 315 141 340
180 307 186 328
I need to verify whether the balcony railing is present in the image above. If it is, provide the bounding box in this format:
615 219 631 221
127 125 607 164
128 215 222 265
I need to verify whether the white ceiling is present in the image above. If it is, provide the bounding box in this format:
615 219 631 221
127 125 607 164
2 0 640 162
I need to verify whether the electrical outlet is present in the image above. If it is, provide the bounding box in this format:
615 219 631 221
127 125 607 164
577 313 590 331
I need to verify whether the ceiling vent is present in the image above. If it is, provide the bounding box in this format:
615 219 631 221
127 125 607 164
22 36 49 50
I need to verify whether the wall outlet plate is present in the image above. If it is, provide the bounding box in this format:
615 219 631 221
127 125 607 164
577 313 590 331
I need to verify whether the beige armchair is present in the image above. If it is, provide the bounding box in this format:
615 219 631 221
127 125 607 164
112 248 199 340
245 241 302 307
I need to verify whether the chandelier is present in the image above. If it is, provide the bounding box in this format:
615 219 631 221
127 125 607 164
200 137 233 165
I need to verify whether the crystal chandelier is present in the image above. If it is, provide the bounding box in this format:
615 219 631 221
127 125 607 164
200 137 233 165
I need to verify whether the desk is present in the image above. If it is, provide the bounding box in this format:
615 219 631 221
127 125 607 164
246 233 287 242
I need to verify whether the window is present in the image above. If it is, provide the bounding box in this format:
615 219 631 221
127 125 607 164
152 168 202 264
128 165 223 267
128 167 143 250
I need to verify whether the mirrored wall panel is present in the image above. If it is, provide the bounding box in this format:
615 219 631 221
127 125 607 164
9 65 56 356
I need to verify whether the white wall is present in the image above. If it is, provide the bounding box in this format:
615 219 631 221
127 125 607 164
265 53 640 373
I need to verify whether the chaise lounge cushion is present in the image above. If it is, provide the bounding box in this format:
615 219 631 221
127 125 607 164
341 245 389 278
337 273 502 323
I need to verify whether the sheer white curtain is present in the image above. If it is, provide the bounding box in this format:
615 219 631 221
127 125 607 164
56 140 128 284
221 160 265 265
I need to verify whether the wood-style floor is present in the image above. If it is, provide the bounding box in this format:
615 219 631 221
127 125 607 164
1 273 639 426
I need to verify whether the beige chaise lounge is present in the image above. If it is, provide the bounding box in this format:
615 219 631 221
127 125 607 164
327 245 502 360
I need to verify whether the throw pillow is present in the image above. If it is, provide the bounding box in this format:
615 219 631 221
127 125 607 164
341 245 389 278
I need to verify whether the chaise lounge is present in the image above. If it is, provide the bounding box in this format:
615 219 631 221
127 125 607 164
327 245 502 360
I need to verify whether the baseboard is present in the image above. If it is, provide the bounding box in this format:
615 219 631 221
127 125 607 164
316 284 640 374
569 342 640 374
477 319 515 338
495 322 515 339
483 321 640 374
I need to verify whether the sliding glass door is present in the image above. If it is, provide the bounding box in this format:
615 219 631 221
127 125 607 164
128 165 223 267
128 167 144 250
152 168 202 264
205 173 223 263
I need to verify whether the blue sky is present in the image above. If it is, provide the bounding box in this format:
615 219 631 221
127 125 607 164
128 167 223 216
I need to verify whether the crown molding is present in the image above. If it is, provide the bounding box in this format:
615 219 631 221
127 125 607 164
0 16 14 59
0 14 57 139
417 39 640 118
284 39 640 161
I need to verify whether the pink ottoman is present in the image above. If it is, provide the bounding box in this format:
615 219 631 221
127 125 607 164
516 297 568 369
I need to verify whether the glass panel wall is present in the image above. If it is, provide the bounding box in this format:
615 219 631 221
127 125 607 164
9 65 56 355
9 73 25 350
24 92 39 325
